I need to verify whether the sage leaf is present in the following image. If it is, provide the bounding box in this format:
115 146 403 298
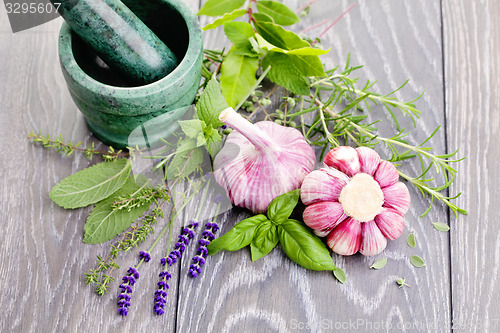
178 119 205 139
262 52 310 95
203 8 247 30
370 258 387 270
166 139 204 179
256 0 300 26
410 255 425 268
250 222 279 261
196 78 228 128
278 219 335 271
49 158 131 209
407 232 416 248
208 214 268 255
432 222 450 232
223 22 258 57
220 48 259 107
333 267 346 284
83 178 151 244
197 0 246 17
267 189 300 224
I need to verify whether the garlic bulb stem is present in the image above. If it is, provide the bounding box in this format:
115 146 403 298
219 108 278 153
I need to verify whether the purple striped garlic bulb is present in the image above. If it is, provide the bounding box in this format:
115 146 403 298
214 107 315 214
301 146 410 256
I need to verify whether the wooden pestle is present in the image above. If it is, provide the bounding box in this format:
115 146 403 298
52 0 178 85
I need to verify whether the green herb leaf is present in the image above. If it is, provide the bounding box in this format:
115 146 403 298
208 214 268 255
267 189 300 224
196 78 228 128
255 33 329 56
83 178 151 244
178 119 206 139
253 21 309 50
205 127 223 158
220 48 259 107
333 267 346 283
166 139 204 179
288 54 326 77
278 219 335 271
203 8 247 30
432 222 450 232
223 22 258 57
396 277 409 288
250 221 279 261
256 0 300 26
407 233 416 248
410 255 425 268
262 52 310 95
370 258 387 270
197 0 246 17
49 159 131 209
253 12 274 23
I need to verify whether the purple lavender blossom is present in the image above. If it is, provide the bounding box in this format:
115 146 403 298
139 251 151 262
189 222 219 278
117 267 139 316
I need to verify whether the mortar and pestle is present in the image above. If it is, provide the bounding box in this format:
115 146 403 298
54 0 203 148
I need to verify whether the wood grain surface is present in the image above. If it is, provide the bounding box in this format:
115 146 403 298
0 0 495 332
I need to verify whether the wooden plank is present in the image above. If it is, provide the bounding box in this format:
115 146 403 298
177 1 452 332
442 0 500 331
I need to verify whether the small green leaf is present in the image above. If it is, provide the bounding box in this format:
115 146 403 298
255 33 329 56
196 78 228 128
370 258 387 270
197 0 246 16
278 219 335 271
288 54 326 77
220 48 259 107
333 267 346 283
203 8 247 30
208 214 268 255
166 139 204 179
254 21 309 50
410 255 425 268
205 127 223 158
83 178 151 244
250 222 279 261
432 222 450 232
50 159 131 209
262 52 310 95
407 233 416 248
178 119 205 139
253 12 274 23
396 278 410 288
267 189 300 224
256 0 300 26
223 22 258 57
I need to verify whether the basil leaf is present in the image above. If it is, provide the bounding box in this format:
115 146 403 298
256 0 300 26
250 222 278 261
407 232 416 248
223 22 258 57
203 8 247 31
197 0 246 17
196 78 228 128
220 48 259 107
410 255 425 268
432 222 450 232
50 159 131 209
207 214 268 255
333 267 346 283
83 177 151 244
370 258 387 270
278 219 335 271
253 20 309 50
262 52 310 95
267 189 300 224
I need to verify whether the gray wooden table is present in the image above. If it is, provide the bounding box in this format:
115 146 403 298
1 0 499 332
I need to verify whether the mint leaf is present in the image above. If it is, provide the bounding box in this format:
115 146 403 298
166 139 204 179
333 267 346 283
50 159 131 209
203 8 247 30
208 214 268 255
83 177 151 244
267 189 300 224
205 127 223 158
197 0 246 16
178 119 206 139
196 78 228 128
220 48 259 107
289 54 326 77
262 52 310 95
254 21 309 50
256 0 300 26
223 21 257 56
250 221 278 261
278 219 335 271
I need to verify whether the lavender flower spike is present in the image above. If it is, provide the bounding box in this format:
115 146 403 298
189 222 219 278
117 267 140 316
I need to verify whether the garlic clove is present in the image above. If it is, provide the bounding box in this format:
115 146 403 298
374 207 405 240
373 160 399 188
300 168 349 205
326 217 362 255
381 182 411 215
359 220 388 256
303 201 347 237
356 147 381 176
323 146 360 177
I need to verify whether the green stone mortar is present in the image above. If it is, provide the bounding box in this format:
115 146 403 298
58 0 203 149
